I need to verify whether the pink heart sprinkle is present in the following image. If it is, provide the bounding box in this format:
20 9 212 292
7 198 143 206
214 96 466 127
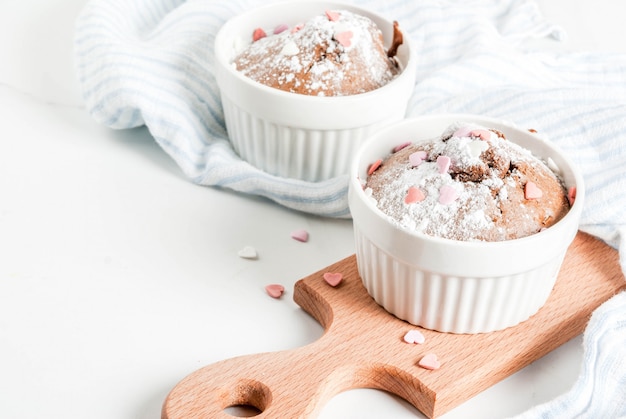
453 126 473 138
252 28 266 42
439 185 458 205
265 284 284 299
409 151 427 167
437 155 451 174
405 187 425 204
291 229 309 242
291 23 304 33
368 159 382 176
273 24 289 34
568 186 577 206
403 330 425 344
323 272 343 287
393 141 411 153
335 31 353 47
470 129 491 141
524 181 543 200
325 10 340 21
418 353 441 370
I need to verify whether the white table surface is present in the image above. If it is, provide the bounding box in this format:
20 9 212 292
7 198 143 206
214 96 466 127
1 1 624 418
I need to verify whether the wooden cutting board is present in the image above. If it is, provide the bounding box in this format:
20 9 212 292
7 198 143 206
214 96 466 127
162 232 625 418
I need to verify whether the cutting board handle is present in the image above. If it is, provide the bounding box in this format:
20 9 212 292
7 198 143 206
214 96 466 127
161 346 330 418
161 336 425 419
161 279 350 418
160 275 422 418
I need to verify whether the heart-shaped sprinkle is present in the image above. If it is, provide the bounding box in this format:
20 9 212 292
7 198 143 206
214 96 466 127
273 24 289 34
233 36 246 53
238 246 258 260
280 41 299 56
547 157 561 174
409 151 427 167
568 186 577 206
393 142 411 153
468 139 489 158
403 330 425 344
325 10 340 21
405 187 425 204
291 229 309 242
524 181 543 200
368 159 382 176
291 23 304 33
453 126 473 138
439 185 458 205
418 353 441 370
470 129 491 141
252 28 266 42
265 284 285 299
334 31 353 47
437 155 451 174
323 272 343 287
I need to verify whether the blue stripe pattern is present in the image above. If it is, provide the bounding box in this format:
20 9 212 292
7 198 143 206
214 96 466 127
75 0 626 414
73 0 618 219
73 0 626 229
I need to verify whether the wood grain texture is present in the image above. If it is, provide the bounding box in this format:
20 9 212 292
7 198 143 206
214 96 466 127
162 232 624 418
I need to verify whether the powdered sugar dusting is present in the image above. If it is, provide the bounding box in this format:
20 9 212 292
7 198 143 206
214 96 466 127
232 10 399 96
371 160 493 240
365 123 571 241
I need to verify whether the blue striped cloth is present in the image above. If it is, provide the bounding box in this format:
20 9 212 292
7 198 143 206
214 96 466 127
75 0 626 417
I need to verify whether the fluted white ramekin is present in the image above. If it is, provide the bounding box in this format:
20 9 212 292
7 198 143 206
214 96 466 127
214 1 417 182
348 115 584 334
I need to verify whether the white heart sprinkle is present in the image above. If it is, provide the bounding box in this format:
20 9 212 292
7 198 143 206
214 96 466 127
403 330 425 344
547 157 561 174
468 139 489 158
238 246 258 259
280 41 299 56
232 36 247 54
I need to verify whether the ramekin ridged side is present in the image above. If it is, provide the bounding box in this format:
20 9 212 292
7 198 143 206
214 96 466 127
348 115 585 334
354 225 566 333
222 97 398 180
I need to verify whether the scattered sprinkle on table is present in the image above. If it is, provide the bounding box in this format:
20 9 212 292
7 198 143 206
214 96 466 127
418 353 441 370
238 246 258 260
291 229 309 242
403 330 425 344
265 284 285 299
323 272 343 287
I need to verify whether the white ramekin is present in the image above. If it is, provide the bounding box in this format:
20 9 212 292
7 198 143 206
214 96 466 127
214 1 417 182
348 115 584 334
